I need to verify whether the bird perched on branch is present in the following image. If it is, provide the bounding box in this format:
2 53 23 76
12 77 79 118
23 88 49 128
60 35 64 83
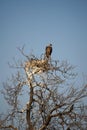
45 44 52 59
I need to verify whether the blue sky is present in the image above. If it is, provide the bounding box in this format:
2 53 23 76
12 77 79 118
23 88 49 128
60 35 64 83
0 0 87 112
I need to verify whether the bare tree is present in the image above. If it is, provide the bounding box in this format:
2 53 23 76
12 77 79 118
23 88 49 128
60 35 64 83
0 46 87 130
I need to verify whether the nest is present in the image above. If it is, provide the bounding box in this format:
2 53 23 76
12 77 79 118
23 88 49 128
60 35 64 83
25 59 50 74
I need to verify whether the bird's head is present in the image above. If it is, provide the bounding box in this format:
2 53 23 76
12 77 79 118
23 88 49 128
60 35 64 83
49 43 52 46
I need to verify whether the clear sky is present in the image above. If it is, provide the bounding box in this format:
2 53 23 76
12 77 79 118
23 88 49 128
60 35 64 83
0 0 87 112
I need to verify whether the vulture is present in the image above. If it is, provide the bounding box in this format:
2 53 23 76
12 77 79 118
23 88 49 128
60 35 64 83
45 44 52 59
